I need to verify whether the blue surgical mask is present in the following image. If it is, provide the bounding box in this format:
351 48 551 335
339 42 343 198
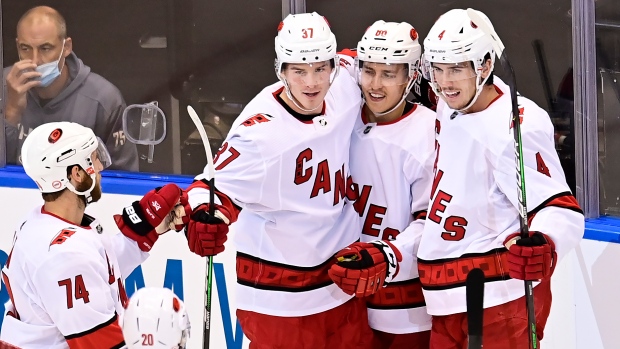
35 40 66 87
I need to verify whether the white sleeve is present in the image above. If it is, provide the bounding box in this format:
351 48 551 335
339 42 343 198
493 108 584 260
109 233 149 278
33 250 125 348
191 130 267 210
390 149 434 279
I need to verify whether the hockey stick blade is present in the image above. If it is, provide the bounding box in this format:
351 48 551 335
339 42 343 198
187 104 216 349
466 268 485 349
187 105 215 181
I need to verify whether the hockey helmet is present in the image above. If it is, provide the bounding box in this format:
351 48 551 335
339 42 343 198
20 122 111 201
121 287 191 349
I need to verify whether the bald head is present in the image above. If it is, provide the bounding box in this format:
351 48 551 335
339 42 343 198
18 6 67 40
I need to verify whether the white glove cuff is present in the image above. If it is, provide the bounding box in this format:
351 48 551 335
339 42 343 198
371 240 399 283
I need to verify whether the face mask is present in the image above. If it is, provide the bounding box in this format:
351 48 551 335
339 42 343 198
35 40 66 87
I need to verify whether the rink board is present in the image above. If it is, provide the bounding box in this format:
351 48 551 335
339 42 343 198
0 166 617 349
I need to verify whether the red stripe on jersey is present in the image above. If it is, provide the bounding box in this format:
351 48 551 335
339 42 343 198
527 192 583 225
484 85 505 109
236 252 335 292
187 180 241 223
1 271 19 320
2 248 19 319
338 48 357 59
418 248 510 290
367 278 426 310
64 314 125 349
0 340 21 349
41 207 92 229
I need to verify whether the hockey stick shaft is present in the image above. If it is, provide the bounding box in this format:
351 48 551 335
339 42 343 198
502 51 537 349
187 105 215 349
466 9 537 349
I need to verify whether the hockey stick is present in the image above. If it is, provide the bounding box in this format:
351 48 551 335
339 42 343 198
467 9 537 349
466 268 485 349
187 105 216 349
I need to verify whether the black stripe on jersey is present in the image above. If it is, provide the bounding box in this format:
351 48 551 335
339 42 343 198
64 313 119 340
367 300 427 310
237 278 334 293
528 191 584 216
111 342 127 349
421 275 511 291
417 247 507 265
412 210 427 220
237 251 334 271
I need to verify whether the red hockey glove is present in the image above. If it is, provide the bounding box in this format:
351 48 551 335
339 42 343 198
185 204 235 257
504 231 557 281
114 184 185 252
328 241 402 297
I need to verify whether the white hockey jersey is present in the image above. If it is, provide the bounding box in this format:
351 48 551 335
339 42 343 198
189 71 363 317
1 206 147 349
418 78 584 315
350 101 435 334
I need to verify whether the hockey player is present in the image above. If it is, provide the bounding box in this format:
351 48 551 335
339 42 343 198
329 8 585 349
1 122 188 349
183 12 373 348
121 287 191 349
329 21 434 349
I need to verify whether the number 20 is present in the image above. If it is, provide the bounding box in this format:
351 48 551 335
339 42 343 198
302 28 314 38
142 334 154 345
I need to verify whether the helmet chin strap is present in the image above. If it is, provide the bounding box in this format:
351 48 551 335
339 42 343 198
65 173 97 206
282 79 324 113
454 71 491 113
367 78 414 118
433 71 491 114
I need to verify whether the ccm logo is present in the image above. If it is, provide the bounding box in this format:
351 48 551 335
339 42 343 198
369 47 388 51
375 30 387 36
125 206 142 224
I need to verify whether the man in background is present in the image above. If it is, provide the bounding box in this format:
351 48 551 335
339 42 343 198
4 5 138 171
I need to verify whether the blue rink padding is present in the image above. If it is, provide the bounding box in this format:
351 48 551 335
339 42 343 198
1 165 618 244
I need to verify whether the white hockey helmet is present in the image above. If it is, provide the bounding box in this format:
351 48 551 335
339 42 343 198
121 287 191 349
423 9 497 110
274 12 338 79
20 122 111 202
357 20 421 82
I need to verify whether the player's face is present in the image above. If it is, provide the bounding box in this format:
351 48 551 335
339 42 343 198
430 62 478 110
281 61 333 112
16 18 71 66
359 62 409 114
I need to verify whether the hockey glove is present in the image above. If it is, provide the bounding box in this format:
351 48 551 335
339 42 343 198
328 241 402 297
114 183 186 252
504 231 557 281
185 203 235 257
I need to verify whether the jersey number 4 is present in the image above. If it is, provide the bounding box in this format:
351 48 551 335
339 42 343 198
58 275 90 309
